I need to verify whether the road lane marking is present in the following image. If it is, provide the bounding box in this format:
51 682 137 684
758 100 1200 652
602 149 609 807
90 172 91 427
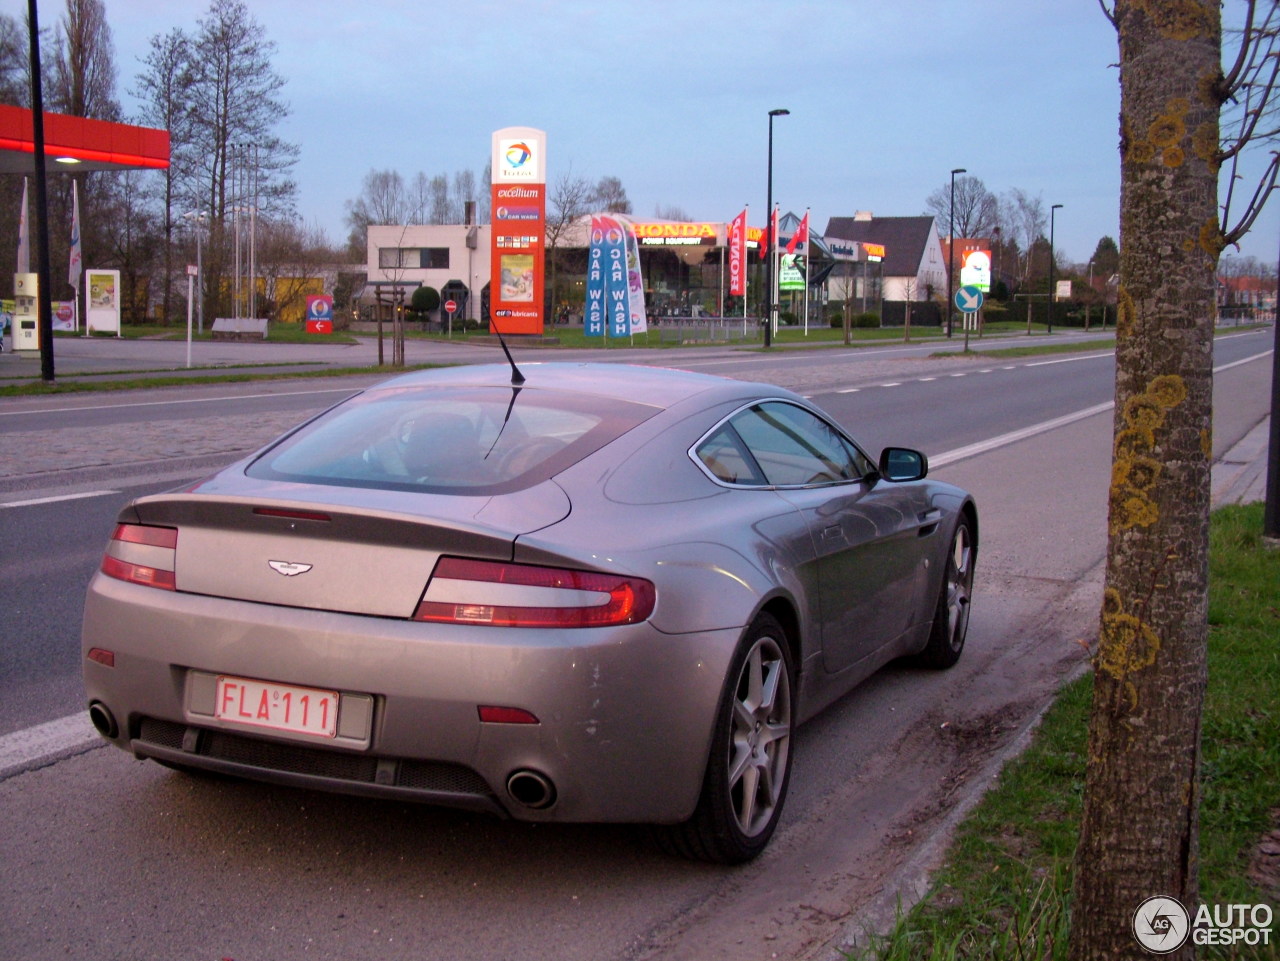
932 401 1116 468
1 489 119 508
0 712 100 780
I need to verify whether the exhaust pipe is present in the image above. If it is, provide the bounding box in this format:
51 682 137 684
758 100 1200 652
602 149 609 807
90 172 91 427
506 769 556 810
88 702 118 739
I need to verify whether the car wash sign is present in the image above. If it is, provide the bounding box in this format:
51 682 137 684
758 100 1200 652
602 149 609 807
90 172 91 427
585 215 647 338
489 127 547 335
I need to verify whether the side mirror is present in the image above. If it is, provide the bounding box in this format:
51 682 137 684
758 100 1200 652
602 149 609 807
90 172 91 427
878 447 928 482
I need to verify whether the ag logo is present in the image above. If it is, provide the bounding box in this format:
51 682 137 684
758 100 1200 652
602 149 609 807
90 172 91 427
268 560 312 577
1132 896 1190 953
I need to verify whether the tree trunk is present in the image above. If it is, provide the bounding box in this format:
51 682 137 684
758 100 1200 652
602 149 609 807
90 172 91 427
1070 3 1222 959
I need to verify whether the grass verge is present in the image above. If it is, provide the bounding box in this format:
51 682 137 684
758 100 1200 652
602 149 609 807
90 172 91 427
849 503 1280 959
0 363 443 398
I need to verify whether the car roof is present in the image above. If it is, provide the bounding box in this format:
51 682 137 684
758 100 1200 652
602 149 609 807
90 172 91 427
367 362 784 410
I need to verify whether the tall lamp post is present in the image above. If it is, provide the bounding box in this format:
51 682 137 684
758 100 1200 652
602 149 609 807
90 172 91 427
1048 203 1063 334
763 107 789 348
946 167 966 338
183 211 207 334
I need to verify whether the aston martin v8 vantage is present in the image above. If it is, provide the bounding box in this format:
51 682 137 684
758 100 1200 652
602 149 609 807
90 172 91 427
82 362 977 863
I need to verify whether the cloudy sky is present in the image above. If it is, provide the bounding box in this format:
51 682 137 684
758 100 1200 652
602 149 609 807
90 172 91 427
30 0 1280 265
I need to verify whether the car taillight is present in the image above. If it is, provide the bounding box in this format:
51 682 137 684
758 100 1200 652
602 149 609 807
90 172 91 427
414 557 655 628
101 523 177 591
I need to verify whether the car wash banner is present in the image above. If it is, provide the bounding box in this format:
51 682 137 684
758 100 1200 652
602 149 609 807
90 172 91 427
585 215 646 338
622 217 647 334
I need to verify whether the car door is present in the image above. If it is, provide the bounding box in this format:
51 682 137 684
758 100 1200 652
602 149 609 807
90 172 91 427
726 402 934 675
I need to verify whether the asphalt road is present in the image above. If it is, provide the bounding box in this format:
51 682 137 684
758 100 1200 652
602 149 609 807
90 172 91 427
0 329 1273 961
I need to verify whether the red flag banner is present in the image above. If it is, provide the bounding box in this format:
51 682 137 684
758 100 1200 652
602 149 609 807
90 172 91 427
729 209 747 295
786 210 809 255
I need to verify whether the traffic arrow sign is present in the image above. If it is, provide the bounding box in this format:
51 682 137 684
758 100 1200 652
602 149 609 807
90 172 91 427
955 285 984 313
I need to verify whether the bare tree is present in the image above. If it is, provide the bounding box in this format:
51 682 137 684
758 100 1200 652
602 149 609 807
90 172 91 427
1004 188 1047 286
133 28 194 323
924 174 999 240
425 174 450 224
1070 3 1277 958
348 170 409 224
546 168 594 315
654 204 692 221
0 13 25 105
183 0 298 318
51 0 118 120
590 175 631 214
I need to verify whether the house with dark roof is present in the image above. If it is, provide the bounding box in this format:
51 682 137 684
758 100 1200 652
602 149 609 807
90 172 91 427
824 213 945 301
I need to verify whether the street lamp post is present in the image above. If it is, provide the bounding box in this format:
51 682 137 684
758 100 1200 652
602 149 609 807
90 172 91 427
1048 203 1063 334
946 168 966 338
183 211 207 334
763 108 789 348
1086 259 1094 331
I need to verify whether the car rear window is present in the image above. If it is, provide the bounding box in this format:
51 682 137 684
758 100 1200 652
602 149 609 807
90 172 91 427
246 385 658 494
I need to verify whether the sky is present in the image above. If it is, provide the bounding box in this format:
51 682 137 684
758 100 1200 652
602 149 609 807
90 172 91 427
25 0 1280 266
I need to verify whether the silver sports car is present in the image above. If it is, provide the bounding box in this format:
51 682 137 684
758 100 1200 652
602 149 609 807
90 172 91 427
82 361 977 863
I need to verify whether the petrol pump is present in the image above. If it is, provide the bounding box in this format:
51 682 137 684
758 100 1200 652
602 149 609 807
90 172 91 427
12 272 40 356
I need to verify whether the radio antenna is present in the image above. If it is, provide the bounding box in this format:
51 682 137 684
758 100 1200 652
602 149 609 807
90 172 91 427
489 316 526 385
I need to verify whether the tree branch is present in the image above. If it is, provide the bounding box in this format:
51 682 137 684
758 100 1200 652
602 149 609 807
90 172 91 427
1223 151 1280 246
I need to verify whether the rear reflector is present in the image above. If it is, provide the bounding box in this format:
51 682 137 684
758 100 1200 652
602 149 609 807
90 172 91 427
414 557 655 628
478 706 540 724
101 523 177 591
87 648 115 668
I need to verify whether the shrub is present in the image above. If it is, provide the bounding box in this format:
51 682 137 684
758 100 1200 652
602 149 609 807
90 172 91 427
854 311 880 328
408 285 440 323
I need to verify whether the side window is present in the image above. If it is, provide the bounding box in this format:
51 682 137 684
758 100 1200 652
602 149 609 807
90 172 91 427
731 402 868 487
695 424 766 486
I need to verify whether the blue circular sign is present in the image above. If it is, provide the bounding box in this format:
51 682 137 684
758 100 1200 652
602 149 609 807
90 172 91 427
955 285 984 313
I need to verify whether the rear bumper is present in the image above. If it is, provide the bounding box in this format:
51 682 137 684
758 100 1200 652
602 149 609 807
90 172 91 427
82 572 740 824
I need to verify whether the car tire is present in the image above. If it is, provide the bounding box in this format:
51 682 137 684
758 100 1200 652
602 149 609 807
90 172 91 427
915 518 974 670
655 612 794 864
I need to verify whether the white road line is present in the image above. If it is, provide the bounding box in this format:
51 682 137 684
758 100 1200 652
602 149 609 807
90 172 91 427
1 489 119 508
0 713 100 779
928 349 1270 469
1026 352 1114 368
931 402 1116 468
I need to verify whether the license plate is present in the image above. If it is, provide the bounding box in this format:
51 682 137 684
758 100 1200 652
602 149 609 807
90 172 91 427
214 675 339 739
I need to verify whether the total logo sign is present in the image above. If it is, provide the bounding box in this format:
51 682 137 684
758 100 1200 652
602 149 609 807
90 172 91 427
499 138 539 181
305 295 333 335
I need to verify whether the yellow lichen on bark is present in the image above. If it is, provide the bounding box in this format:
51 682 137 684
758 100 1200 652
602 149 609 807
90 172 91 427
1116 288 1135 336
1192 122 1219 171
1108 375 1187 536
1134 0 1215 40
1149 374 1187 408
1199 218 1226 257
1097 610 1163 679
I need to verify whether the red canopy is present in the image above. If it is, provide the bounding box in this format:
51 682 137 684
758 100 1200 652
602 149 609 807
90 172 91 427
0 104 169 174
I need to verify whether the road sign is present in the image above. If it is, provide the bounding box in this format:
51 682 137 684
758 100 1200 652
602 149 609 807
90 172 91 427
444 299 457 314
955 285 984 313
